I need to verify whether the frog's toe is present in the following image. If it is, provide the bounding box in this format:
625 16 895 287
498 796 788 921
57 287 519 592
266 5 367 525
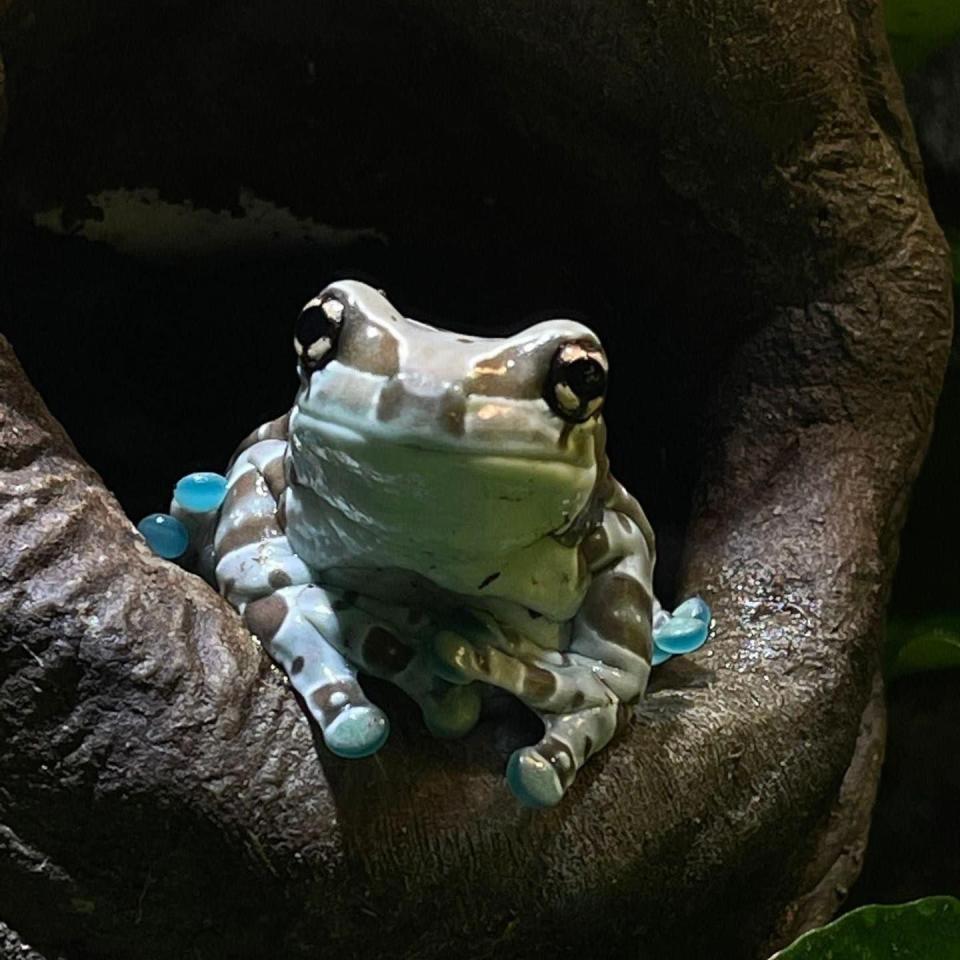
323 704 390 759
429 631 477 685
173 471 228 513
137 512 190 559
672 595 712 625
653 615 709 655
506 701 621 807
506 746 566 808
422 682 482 739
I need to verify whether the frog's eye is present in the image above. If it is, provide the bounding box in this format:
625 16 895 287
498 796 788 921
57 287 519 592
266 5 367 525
545 342 608 423
294 296 344 371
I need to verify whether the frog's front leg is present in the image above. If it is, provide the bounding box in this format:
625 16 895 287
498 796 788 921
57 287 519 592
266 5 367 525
245 586 390 757
216 438 390 757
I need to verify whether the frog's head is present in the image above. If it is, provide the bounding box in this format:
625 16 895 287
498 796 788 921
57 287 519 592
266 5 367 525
287 280 610 588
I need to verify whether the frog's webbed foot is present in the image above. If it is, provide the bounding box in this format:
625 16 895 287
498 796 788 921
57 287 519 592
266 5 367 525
245 585 389 758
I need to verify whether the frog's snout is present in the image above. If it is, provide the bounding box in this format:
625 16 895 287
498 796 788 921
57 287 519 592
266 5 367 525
376 379 467 437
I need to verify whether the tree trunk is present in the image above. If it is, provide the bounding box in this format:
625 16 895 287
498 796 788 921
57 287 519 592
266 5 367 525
0 1 952 957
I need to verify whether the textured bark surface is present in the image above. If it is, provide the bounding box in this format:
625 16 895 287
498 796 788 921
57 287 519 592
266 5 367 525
0 1 953 959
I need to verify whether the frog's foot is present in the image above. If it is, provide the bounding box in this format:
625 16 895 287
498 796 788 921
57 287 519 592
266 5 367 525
652 595 712 665
419 681 482 739
506 701 622 808
244 587 389 759
167 471 229 582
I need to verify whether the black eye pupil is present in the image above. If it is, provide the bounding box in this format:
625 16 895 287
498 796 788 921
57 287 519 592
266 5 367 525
544 344 608 423
566 357 605 399
295 304 336 348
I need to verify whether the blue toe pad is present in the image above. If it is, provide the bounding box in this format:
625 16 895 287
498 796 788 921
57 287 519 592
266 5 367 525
652 596 712 663
138 513 189 559
173 472 228 513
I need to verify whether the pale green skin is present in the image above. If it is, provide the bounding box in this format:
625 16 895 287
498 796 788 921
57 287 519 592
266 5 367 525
286 282 604 624
200 281 657 807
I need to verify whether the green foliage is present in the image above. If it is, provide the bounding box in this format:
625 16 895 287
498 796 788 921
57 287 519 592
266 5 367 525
885 0 960 73
772 897 960 959
886 615 960 679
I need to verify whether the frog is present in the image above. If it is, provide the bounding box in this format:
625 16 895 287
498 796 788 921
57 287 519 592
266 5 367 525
142 280 711 807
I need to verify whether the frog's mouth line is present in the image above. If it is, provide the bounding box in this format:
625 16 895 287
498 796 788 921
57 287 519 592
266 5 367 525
293 406 598 466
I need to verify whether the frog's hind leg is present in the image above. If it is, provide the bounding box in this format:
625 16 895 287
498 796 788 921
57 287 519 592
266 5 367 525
569 479 656 703
245 585 390 758
506 701 624 808
502 480 655 807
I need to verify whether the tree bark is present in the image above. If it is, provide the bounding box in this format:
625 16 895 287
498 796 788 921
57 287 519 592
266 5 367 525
0 1 952 958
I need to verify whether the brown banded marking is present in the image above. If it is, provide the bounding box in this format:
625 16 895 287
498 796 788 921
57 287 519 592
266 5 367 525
552 487 604 549
464 342 546 399
509 699 621 806
227 412 290 469
310 680 369 728
260 584 390 756
220 468 259 517
215 438 313 609
337 317 401 377
580 525 612 569
564 474 656 711
431 627 611 712
268 569 293 589
522 662 560 702
532 737 579 795
216 514 285 558
360 625 415 676
580 572 654 662
216 442 289 551
242 593 290 649
261 456 287 501
376 379 467 436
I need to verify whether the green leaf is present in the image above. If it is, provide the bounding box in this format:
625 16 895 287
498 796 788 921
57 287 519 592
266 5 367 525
885 0 960 74
885 615 960 679
771 897 960 959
